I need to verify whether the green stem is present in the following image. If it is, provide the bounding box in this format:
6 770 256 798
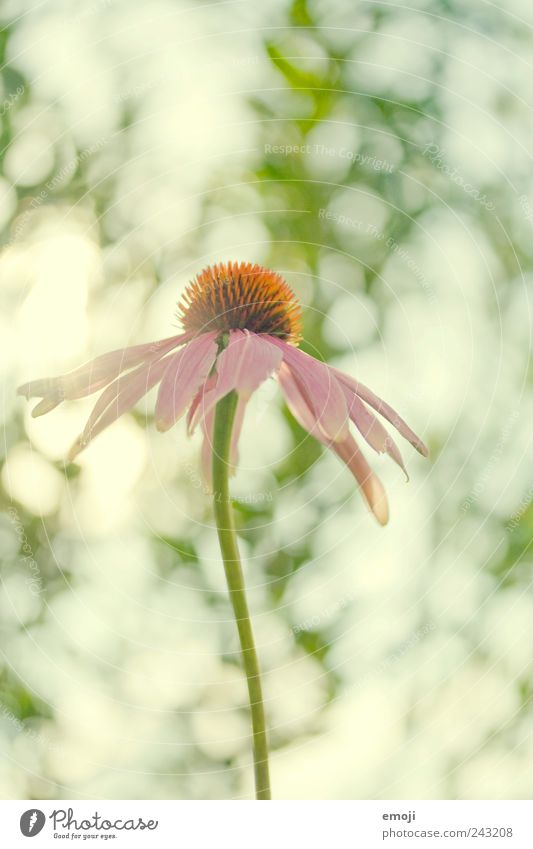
212 390 271 800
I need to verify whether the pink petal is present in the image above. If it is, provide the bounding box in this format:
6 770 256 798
269 339 349 443
186 373 217 436
229 395 247 469
30 396 63 417
189 384 221 442
155 332 218 432
200 409 215 487
332 434 389 526
276 362 329 445
18 332 191 414
68 355 173 460
332 367 428 457
342 387 407 478
189 331 282 425
215 330 283 399
276 356 389 523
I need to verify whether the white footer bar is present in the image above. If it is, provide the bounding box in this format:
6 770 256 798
1 799 532 848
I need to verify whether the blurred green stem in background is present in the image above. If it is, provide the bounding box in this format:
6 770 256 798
212 390 271 800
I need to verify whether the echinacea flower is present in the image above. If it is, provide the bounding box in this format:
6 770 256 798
18 261 427 524
17 260 429 800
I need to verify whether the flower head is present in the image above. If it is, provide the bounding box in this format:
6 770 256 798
18 260 428 524
179 261 302 343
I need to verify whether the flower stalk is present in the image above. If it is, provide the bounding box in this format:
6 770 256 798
212 389 271 800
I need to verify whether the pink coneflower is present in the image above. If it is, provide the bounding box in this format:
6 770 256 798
18 260 428 800
18 261 427 523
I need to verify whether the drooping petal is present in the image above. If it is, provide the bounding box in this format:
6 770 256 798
331 434 389 526
186 373 217 436
269 338 349 443
155 332 218 432
332 367 428 457
215 330 283 399
277 357 389 522
229 395 247 469
342 387 407 478
276 361 329 444
200 408 215 487
30 396 64 417
190 330 282 424
68 354 174 460
18 332 191 414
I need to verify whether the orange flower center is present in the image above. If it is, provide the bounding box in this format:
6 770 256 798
178 261 302 344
